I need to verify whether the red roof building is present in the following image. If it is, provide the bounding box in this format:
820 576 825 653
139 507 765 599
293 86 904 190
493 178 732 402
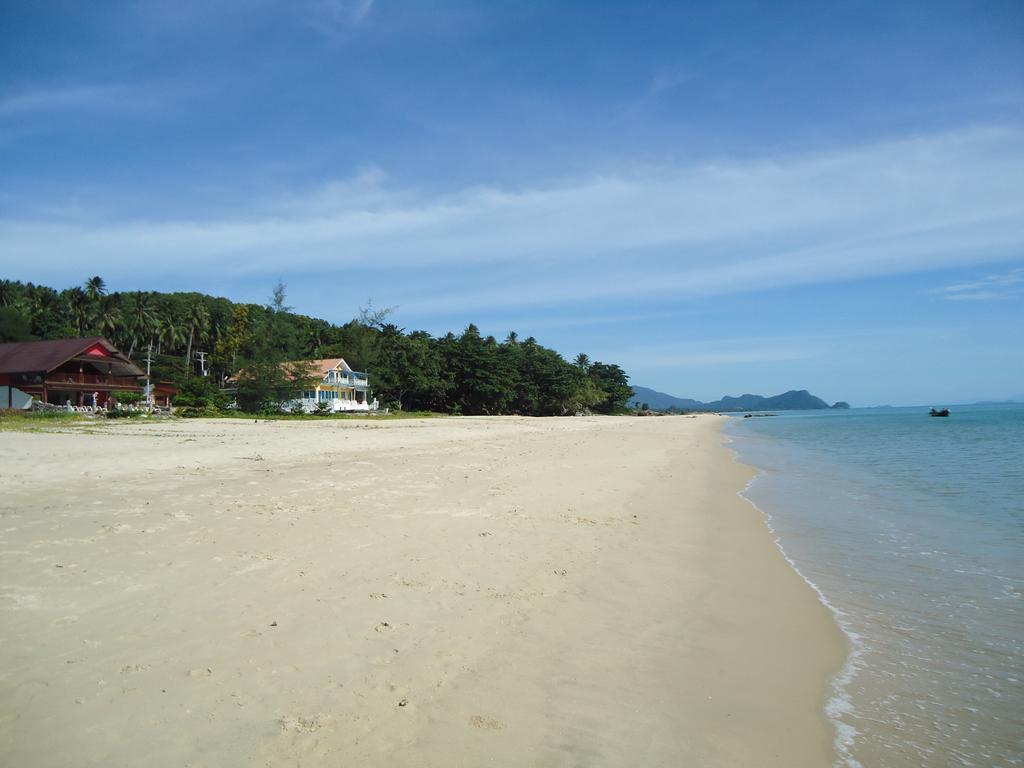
0 337 145 409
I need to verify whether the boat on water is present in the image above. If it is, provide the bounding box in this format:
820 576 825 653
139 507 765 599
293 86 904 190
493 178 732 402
929 408 950 417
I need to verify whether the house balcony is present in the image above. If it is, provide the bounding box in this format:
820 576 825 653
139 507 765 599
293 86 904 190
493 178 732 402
44 373 143 391
324 372 370 389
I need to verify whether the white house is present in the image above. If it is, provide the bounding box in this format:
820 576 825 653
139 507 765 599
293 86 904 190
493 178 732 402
284 358 378 413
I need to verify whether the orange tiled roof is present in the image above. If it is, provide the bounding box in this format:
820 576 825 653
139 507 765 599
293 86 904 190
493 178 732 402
291 358 351 378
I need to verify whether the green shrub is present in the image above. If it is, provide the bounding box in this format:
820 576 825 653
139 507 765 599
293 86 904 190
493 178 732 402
176 405 223 418
105 409 143 419
175 376 229 410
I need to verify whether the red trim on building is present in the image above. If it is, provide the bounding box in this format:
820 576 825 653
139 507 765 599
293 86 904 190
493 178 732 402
84 343 111 357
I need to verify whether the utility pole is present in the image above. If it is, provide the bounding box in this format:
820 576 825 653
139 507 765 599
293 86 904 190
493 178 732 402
195 350 208 377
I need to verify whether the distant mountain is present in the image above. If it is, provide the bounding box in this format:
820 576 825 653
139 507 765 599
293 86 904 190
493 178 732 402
629 386 704 411
629 386 845 412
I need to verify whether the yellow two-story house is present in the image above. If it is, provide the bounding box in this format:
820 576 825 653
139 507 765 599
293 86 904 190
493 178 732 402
290 358 378 412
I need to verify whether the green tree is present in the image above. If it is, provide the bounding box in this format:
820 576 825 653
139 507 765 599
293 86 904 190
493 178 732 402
0 306 33 342
159 315 186 356
174 375 229 410
0 278 635 419
28 286 70 339
372 325 445 410
447 324 512 414
184 301 210 377
95 297 122 341
0 280 18 308
67 287 92 336
214 304 254 372
235 283 314 413
587 362 634 414
84 276 107 302
125 292 157 357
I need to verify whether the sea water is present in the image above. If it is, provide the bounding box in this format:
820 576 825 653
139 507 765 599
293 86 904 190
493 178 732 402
724 404 1023 767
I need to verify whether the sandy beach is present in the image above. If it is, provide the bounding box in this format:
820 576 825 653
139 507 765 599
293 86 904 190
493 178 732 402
0 415 845 767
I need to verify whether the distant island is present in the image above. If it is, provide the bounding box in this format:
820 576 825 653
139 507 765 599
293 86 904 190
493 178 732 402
630 386 849 412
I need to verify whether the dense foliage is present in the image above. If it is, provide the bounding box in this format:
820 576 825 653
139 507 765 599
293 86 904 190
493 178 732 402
0 277 633 415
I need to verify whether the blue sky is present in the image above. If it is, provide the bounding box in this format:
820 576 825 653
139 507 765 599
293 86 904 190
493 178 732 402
2 0 1023 405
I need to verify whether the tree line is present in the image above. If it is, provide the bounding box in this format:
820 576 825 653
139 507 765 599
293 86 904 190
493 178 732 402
0 277 633 416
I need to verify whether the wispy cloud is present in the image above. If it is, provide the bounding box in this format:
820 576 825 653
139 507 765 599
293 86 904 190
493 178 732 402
930 267 1024 301
625 345 817 368
647 67 700 96
304 0 375 35
592 325 960 379
583 337 822 388
2 126 1023 311
0 84 153 117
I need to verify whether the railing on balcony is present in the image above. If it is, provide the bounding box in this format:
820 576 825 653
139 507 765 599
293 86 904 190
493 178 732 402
325 371 370 389
46 373 142 389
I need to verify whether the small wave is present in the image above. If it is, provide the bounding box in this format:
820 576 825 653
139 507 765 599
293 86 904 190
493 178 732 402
725 429 867 768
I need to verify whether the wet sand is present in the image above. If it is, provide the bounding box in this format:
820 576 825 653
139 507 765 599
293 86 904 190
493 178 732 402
0 415 845 766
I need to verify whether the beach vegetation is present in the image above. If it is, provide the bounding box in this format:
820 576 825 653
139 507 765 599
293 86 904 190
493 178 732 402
0 277 634 417
0 305 34 342
0 410 93 431
173 377 229 411
114 391 143 406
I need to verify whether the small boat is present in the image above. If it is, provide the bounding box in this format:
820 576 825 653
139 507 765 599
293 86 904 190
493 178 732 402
929 408 950 417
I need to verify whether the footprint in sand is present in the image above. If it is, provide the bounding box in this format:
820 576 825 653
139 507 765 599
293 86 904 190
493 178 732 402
469 714 504 730
279 714 327 733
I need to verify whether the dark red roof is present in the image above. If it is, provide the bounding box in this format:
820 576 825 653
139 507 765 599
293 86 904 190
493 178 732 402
0 337 144 376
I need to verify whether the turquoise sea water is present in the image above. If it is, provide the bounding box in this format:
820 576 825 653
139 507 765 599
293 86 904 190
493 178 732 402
724 404 1023 768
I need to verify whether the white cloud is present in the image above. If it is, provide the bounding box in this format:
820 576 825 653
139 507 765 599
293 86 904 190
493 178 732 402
628 346 817 368
647 67 700 95
2 126 1023 311
930 267 1024 301
0 85 152 116
304 0 374 35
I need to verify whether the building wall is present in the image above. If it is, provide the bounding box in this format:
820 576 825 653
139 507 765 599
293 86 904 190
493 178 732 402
0 386 33 410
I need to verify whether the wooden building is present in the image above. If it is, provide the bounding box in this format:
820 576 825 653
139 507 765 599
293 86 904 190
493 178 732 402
0 337 145 409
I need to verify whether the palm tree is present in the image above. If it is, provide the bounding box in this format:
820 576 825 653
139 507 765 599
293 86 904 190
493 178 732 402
0 280 16 307
159 316 186 356
67 287 91 336
84 276 107 302
185 302 210 377
126 292 157 358
95 297 122 340
574 353 591 372
28 287 62 337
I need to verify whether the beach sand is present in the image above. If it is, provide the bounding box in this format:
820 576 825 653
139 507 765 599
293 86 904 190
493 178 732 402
0 415 845 767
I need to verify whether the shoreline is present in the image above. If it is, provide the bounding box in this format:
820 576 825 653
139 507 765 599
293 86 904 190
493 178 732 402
0 415 845 766
724 423 858 767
